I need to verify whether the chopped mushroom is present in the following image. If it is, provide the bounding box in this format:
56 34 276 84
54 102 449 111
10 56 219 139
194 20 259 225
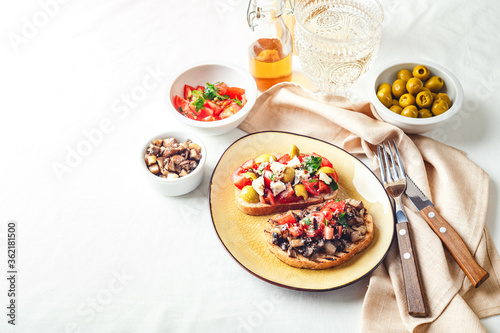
145 137 202 179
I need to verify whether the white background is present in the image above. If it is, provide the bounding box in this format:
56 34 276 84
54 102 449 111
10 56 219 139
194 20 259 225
0 0 499 332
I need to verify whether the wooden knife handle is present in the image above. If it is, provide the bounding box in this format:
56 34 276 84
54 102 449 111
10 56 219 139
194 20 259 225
420 206 489 288
396 222 428 317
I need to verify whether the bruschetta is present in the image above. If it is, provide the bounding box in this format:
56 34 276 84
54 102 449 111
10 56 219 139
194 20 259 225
264 198 374 269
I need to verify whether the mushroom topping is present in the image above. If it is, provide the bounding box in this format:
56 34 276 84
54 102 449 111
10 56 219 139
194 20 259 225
145 137 202 178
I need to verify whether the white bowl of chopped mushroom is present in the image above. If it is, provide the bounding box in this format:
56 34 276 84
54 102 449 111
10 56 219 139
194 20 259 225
141 131 207 196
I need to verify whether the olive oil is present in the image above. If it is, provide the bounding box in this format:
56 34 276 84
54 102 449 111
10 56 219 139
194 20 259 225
249 38 292 92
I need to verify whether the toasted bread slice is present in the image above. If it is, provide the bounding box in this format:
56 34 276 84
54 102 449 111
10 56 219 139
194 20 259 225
235 188 338 216
264 202 374 269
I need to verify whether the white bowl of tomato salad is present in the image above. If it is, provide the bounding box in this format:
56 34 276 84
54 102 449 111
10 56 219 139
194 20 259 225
166 62 258 136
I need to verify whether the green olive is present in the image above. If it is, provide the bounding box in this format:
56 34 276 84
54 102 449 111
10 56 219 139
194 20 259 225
425 76 444 93
378 83 391 93
392 79 407 98
397 69 413 82
241 186 260 203
416 91 434 108
413 65 430 81
255 154 276 164
282 167 295 183
435 93 451 106
244 172 257 180
294 184 308 200
399 93 416 108
421 87 432 94
289 145 300 159
377 89 393 108
432 100 449 116
418 109 433 118
317 166 336 174
389 105 403 114
392 99 399 106
406 77 423 95
401 105 418 118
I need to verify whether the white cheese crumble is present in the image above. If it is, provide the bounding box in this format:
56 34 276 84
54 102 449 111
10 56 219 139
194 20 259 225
294 169 309 185
270 180 286 196
319 172 332 185
287 156 301 169
270 161 287 177
252 176 265 196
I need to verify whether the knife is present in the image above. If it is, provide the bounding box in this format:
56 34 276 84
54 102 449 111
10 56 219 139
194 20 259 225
405 175 489 288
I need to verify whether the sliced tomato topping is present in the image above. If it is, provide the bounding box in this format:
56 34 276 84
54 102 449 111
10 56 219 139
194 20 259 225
173 95 187 110
335 225 343 239
184 85 195 100
320 207 333 220
219 102 241 119
263 171 273 189
312 153 333 168
215 82 228 96
276 183 302 203
231 166 253 190
204 100 222 117
303 179 330 196
196 85 205 92
241 158 256 170
323 200 346 213
288 224 303 237
276 211 296 225
259 188 275 205
226 86 245 99
278 154 291 164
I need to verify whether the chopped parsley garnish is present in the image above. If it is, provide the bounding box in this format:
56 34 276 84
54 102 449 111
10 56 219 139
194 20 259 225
325 218 328 226
338 212 347 227
204 82 226 100
302 217 312 226
302 155 322 174
270 174 276 181
232 96 242 107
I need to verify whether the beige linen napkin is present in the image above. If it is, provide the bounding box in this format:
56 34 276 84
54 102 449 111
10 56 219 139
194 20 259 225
238 83 500 332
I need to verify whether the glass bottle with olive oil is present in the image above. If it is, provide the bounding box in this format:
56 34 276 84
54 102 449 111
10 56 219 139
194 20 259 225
247 0 293 92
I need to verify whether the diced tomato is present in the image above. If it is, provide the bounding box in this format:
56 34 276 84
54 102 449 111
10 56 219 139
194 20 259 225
196 85 205 92
204 100 222 117
259 188 275 205
231 166 253 190
201 115 215 122
263 171 273 188
241 94 247 106
184 85 195 100
278 154 291 164
320 207 333 220
215 82 228 96
276 183 302 203
288 224 303 237
173 95 187 110
226 86 246 99
312 153 333 168
335 225 343 239
241 158 256 170
196 108 212 119
220 102 241 119
302 212 325 238
323 200 346 213
303 179 330 196
323 226 334 240
276 211 296 225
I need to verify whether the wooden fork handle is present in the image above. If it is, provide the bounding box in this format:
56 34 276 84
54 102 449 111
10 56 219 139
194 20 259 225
396 222 428 317
420 206 489 288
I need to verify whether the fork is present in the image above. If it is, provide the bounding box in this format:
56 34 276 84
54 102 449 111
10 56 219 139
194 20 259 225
378 139 428 317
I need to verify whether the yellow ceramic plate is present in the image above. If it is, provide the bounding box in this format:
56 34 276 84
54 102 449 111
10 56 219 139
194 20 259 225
209 131 394 291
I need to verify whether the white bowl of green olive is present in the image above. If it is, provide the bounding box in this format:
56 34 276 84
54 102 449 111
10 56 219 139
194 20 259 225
369 59 463 134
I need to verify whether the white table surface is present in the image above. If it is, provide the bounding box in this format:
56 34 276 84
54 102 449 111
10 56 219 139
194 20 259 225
1 0 499 332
